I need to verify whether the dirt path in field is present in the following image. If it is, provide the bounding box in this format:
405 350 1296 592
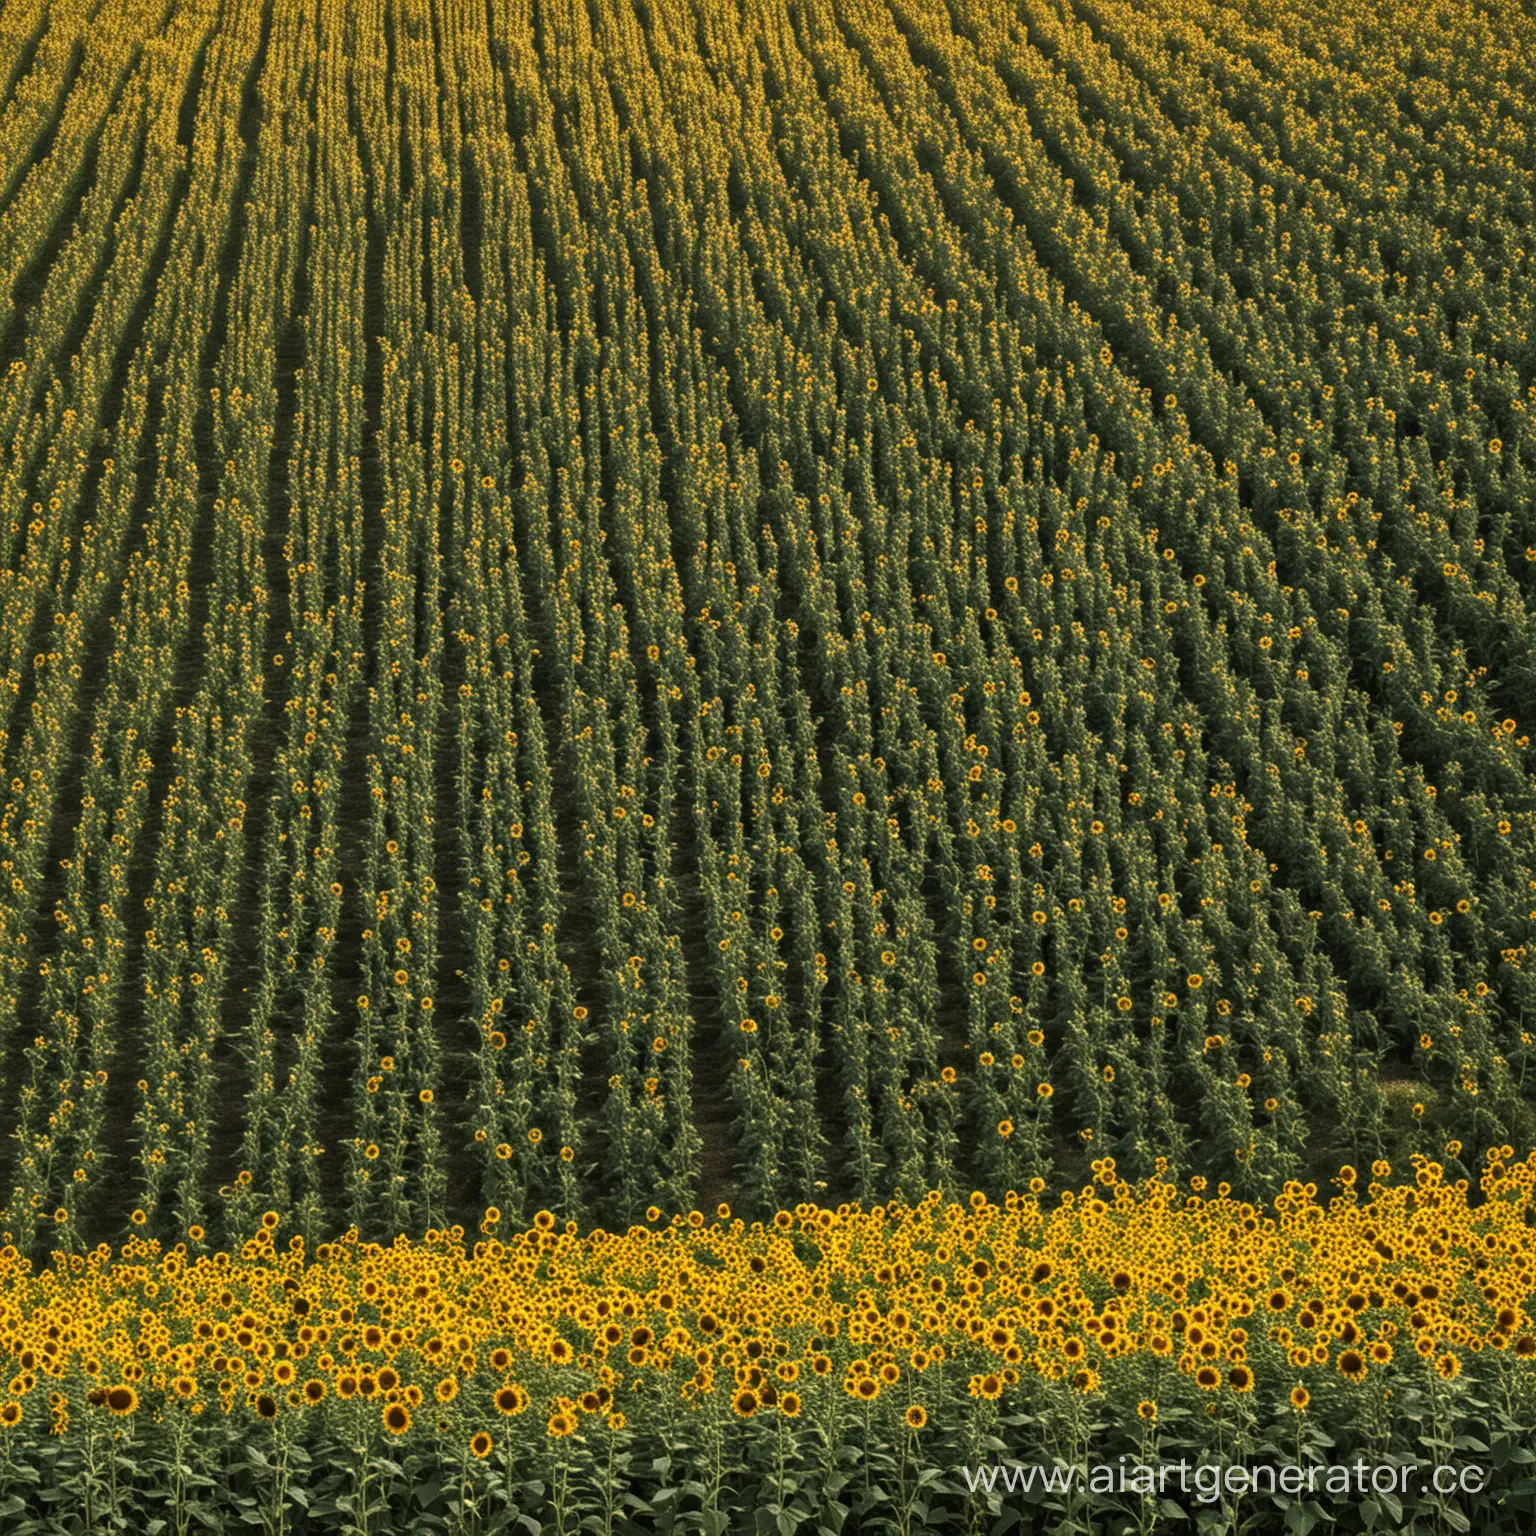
670 791 736 1214
530 672 609 1205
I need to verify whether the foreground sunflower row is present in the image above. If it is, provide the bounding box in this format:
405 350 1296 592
0 1151 1532 1532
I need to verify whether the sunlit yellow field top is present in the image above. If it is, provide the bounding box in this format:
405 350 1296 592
0 1151 1532 1437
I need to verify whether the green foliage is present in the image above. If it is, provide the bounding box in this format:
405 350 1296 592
0 1369 1533 1533
0 0 1535 1354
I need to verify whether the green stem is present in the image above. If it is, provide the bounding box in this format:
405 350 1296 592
708 1403 723 1519
271 1416 290 1536
84 1410 97 1533
502 1422 515 1524
775 1410 786 1511
553 1453 569 1536
172 1411 189 1536
108 1420 120 1526
820 1372 837 1495
603 1427 617 1536
452 1439 468 1536
356 1407 371 1536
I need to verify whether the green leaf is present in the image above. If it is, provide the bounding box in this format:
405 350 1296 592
1283 1504 1317 1536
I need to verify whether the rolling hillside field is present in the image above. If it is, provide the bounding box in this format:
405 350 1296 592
0 0 1533 1528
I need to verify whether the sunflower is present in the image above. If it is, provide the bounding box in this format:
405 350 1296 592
470 1431 494 1458
905 1404 927 1430
383 1403 411 1435
255 1394 278 1420
104 1386 138 1416
1289 1385 1310 1412
1137 1400 1157 1422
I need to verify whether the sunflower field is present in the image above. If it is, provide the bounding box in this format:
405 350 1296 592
0 0 1534 1524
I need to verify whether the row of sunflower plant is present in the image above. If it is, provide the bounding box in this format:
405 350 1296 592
0 1150 1529 1532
